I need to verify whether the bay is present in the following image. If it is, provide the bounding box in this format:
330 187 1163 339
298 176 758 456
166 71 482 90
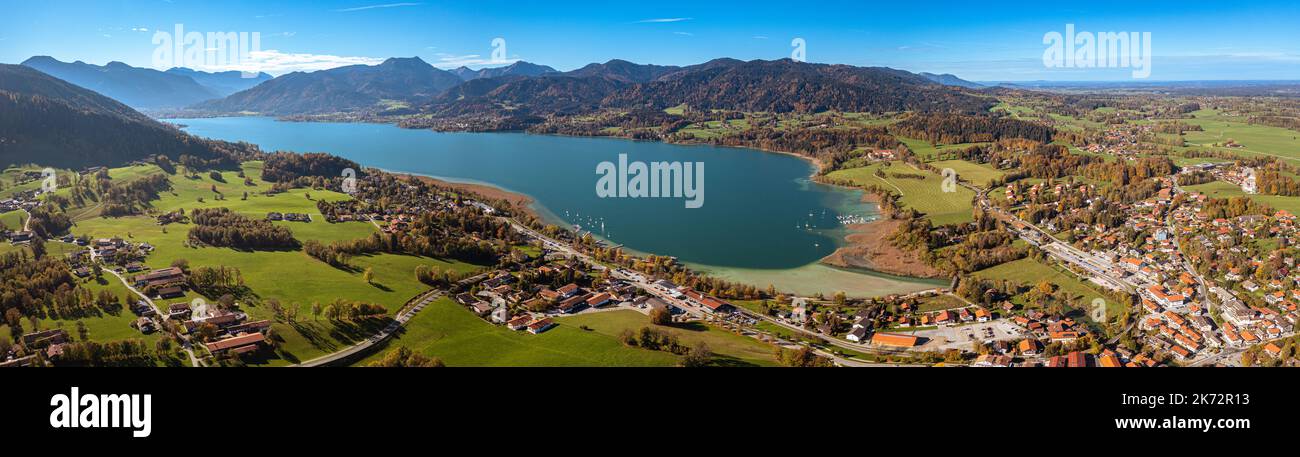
171 117 942 296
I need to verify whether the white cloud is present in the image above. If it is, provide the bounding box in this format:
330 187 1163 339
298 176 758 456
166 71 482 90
673 31 694 36
182 49 386 74
752 36 769 40
430 53 519 69
636 17 692 23
130 27 149 32
332 2 422 13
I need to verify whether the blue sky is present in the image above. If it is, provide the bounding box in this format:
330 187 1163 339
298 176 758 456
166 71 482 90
2 0 1298 81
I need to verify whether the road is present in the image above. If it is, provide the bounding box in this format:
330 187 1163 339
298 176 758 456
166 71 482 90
103 266 201 367
293 289 444 367
502 217 929 366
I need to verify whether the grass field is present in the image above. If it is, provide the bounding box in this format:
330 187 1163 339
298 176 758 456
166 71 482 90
929 159 1006 187
1182 109 1300 163
1184 180 1300 215
916 294 970 313
355 298 682 366
556 310 780 366
42 162 491 365
71 213 485 365
1 165 55 200
971 257 1122 322
0 209 24 231
826 161 976 225
898 137 986 161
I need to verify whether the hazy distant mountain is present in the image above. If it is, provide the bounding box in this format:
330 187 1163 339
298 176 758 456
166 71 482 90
192 56 461 115
563 59 682 83
450 66 480 81
0 64 256 169
452 61 557 81
165 67 273 97
918 72 984 88
20 56 220 109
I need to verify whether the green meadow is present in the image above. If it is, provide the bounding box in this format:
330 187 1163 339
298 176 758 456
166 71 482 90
1184 180 1300 215
39 162 490 365
826 161 976 225
971 257 1122 322
929 159 1006 187
557 310 780 366
898 137 986 161
356 298 682 366
1182 109 1300 162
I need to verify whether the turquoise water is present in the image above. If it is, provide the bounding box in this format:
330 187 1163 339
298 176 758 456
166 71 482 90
172 117 874 271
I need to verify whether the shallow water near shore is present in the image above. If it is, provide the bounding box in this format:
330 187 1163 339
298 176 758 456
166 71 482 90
170 116 937 295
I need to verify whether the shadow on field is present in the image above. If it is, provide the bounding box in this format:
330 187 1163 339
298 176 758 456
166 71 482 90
664 321 710 333
707 355 760 368
327 318 392 346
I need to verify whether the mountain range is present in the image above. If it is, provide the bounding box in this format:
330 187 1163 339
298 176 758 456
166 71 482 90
11 54 993 128
164 67 273 97
451 61 557 81
189 57 993 117
918 72 984 89
191 56 462 115
0 63 257 168
19 56 271 109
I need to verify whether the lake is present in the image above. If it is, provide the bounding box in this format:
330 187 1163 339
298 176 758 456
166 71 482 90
171 117 942 296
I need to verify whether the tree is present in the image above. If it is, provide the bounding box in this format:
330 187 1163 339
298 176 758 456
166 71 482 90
369 347 445 367
363 267 374 284
311 302 323 321
681 342 712 367
30 237 47 259
649 306 673 325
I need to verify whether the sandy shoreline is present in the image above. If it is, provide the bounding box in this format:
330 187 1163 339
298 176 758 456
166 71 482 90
818 192 946 279
398 173 540 219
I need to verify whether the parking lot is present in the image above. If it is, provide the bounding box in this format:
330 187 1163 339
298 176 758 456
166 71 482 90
913 320 1026 351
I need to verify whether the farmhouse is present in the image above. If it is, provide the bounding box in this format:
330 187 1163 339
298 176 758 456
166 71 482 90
507 315 532 331
133 267 186 288
204 332 266 355
527 318 555 334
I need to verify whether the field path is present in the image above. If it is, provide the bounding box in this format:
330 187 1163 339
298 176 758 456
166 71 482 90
292 289 443 367
104 266 202 367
